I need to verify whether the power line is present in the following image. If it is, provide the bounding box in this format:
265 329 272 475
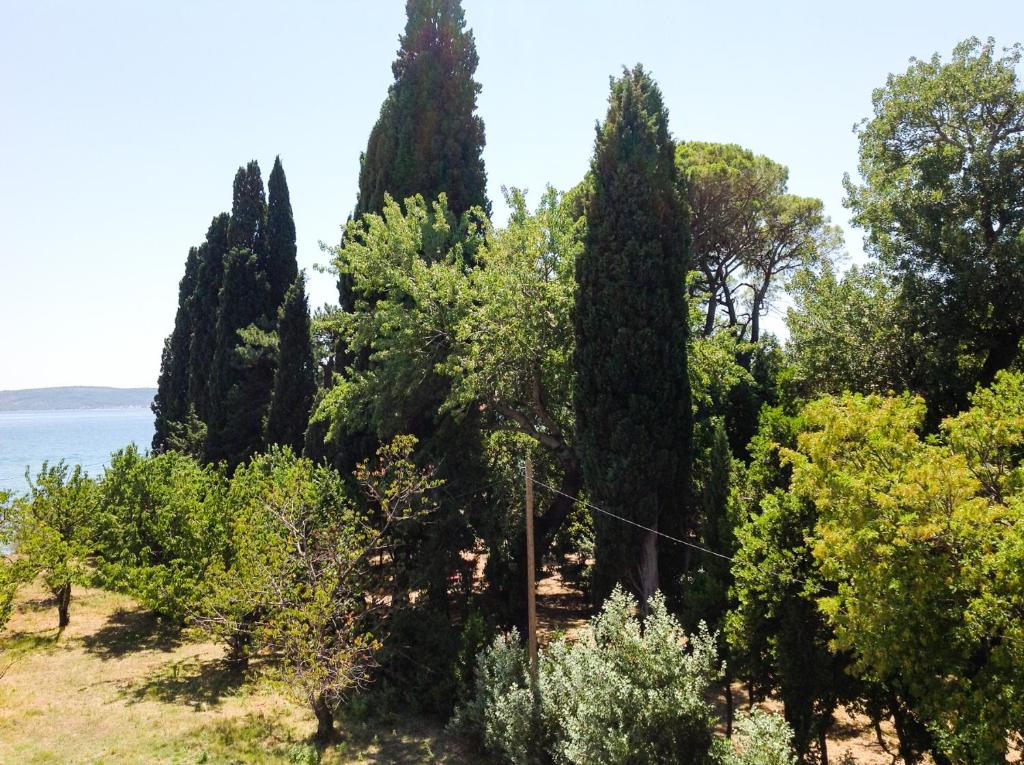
524 469 829 595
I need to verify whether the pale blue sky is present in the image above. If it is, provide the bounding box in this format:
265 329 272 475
1 1 1021 390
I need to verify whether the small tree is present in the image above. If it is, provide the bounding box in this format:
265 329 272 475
196 437 439 741
0 490 21 634
15 462 98 629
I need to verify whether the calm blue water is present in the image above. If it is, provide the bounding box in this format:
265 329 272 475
0 408 154 495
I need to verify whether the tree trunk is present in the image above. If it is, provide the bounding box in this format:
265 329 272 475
817 726 829 765
56 583 71 630
312 693 335 743
226 613 255 672
978 328 1023 390
725 682 734 737
638 527 659 611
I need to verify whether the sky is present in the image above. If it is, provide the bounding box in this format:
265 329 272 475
1 1 1022 391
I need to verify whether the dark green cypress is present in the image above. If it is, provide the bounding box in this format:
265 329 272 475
354 0 488 220
187 213 231 425
152 246 200 452
265 274 316 453
264 156 298 314
227 161 267 254
573 65 693 607
206 247 273 468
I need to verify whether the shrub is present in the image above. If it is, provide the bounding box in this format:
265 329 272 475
723 710 797 765
457 587 781 765
92 446 229 622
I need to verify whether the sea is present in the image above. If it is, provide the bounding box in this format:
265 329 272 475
0 408 154 496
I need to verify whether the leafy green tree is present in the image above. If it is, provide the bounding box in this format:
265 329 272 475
153 246 200 452
354 0 488 221
206 247 273 468
791 375 1024 762
91 446 229 622
14 462 98 629
573 65 692 606
264 155 298 314
265 273 317 453
844 37 1024 419
196 439 438 741
0 491 21 634
676 142 841 345
320 188 585 627
786 261 909 398
187 213 231 428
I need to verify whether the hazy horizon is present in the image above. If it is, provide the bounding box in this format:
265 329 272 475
2 0 1021 389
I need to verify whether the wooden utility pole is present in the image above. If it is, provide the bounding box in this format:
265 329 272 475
525 456 538 679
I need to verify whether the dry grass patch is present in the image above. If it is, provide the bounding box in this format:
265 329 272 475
0 580 471 765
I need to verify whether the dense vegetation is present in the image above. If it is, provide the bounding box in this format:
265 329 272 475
4 2 1023 761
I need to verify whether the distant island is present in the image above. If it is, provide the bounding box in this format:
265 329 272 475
0 386 156 412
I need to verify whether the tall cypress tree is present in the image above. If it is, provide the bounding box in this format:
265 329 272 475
264 156 299 314
187 213 231 425
206 247 273 467
573 65 692 607
354 0 488 220
265 273 316 452
152 246 200 451
206 161 274 468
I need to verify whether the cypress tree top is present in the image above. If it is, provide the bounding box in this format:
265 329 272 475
355 0 488 219
265 156 298 313
227 160 267 253
152 246 200 452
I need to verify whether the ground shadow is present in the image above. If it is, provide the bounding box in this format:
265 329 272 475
340 715 474 764
14 595 58 614
81 606 183 659
127 654 245 710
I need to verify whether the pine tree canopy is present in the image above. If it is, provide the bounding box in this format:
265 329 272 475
573 65 692 606
354 0 488 220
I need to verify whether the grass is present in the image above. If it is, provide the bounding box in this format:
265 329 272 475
0 581 473 765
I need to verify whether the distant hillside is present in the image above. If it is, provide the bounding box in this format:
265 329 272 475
0 386 156 412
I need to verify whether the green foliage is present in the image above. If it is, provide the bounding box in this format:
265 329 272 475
723 711 798 765
265 273 316 453
725 406 846 764
574 65 692 605
14 461 98 628
0 490 20 631
790 372 1024 761
355 0 488 220
91 446 229 622
196 438 439 740
844 37 1024 418
450 628 537 763
786 261 909 398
